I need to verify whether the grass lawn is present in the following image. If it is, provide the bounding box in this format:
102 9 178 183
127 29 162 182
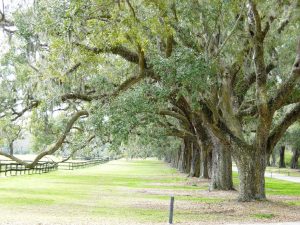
265 166 300 177
0 159 300 225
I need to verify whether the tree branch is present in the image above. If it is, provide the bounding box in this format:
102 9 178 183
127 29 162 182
267 103 300 153
0 110 89 168
61 93 95 102
74 42 140 64
158 110 190 127
269 38 300 112
58 135 95 163
11 100 40 121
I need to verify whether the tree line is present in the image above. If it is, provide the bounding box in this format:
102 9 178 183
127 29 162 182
0 0 299 202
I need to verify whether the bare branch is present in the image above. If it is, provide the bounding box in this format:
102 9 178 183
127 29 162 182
11 100 40 121
58 135 95 163
65 62 81 76
125 0 138 21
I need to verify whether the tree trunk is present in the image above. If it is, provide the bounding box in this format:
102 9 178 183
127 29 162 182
290 148 299 169
266 153 271 166
189 142 200 177
170 150 178 168
208 150 212 178
178 144 184 172
200 146 209 178
271 150 276 167
235 149 267 201
182 138 192 174
210 138 233 191
279 145 286 168
175 146 181 168
9 142 14 156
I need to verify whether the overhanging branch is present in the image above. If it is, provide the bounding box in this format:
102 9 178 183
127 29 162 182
74 42 140 64
267 103 300 153
0 110 89 168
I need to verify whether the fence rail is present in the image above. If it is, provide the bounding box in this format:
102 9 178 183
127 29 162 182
0 157 110 177
58 158 109 170
0 161 58 177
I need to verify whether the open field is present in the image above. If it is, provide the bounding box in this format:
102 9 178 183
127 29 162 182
0 159 300 225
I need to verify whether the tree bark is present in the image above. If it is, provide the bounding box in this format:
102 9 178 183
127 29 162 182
182 138 192 174
279 145 286 168
271 150 276 166
208 149 212 178
266 153 271 166
290 148 299 169
177 143 184 172
200 145 209 179
189 142 200 177
210 137 233 190
170 150 178 168
235 146 267 201
9 142 14 156
175 145 181 168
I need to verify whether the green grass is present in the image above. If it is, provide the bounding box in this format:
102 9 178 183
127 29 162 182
0 159 299 224
252 213 275 219
265 167 300 177
142 194 224 203
271 150 300 168
233 171 300 196
265 178 300 196
286 201 300 206
0 160 213 223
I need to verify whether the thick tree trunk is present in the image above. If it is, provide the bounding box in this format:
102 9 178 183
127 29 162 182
290 148 299 169
189 142 200 177
210 138 233 191
236 149 267 201
279 145 286 168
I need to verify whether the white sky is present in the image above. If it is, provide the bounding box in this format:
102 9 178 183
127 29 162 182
0 0 33 55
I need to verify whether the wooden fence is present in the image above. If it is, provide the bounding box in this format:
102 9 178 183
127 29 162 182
58 158 109 170
0 157 110 177
0 161 58 177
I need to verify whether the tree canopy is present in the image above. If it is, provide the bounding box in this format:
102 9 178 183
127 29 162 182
0 0 300 201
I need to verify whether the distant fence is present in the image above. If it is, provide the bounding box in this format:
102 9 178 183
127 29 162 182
58 158 109 170
0 161 58 177
0 157 110 177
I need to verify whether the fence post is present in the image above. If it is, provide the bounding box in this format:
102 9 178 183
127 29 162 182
169 196 175 224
